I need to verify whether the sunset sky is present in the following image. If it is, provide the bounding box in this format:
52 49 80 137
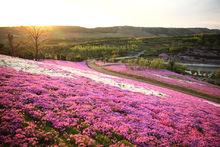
0 0 219 29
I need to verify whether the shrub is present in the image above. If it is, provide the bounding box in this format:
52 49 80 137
149 58 165 69
127 59 135 66
173 64 187 73
214 70 220 78
138 58 146 67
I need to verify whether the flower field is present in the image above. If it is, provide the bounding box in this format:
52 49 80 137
98 61 220 98
0 55 220 146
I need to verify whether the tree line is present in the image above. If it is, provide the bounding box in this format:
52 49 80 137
0 26 142 61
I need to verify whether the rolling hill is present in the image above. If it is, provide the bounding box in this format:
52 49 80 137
0 26 220 41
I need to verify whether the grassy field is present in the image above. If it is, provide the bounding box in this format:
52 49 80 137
0 29 219 62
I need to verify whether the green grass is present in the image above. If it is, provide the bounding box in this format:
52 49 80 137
22 112 74 146
66 127 80 134
94 132 112 146
0 104 5 109
112 132 124 141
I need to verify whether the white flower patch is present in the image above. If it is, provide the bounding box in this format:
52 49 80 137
0 55 166 98
56 65 166 98
0 55 77 79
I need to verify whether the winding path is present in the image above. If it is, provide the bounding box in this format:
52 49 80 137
87 60 220 104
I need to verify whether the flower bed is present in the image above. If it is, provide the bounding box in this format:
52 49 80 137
0 55 220 146
100 62 220 97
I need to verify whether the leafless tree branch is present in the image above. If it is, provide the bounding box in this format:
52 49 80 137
21 26 48 60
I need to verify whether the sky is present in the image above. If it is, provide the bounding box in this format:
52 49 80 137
0 0 219 29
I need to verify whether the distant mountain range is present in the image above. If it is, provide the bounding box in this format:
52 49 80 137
0 26 220 39
51 26 220 38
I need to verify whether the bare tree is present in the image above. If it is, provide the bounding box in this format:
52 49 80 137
7 33 21 57
23 26 47 60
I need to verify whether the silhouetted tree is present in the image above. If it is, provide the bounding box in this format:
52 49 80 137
7 33 21 56
23 26 47 60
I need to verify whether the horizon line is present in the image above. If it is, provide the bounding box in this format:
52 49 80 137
0 25 219 30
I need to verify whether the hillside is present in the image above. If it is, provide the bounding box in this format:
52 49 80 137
0 54 220 146
0 26 220 41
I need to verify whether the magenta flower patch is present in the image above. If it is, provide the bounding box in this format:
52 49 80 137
0 55 220 146
100 61 220 97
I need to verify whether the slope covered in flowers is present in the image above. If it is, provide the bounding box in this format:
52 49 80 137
97 61 220 98
0 55 220 146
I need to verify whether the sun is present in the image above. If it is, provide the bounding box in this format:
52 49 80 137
0 0 121 27
0 0 72 26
